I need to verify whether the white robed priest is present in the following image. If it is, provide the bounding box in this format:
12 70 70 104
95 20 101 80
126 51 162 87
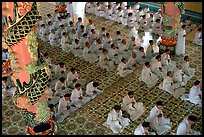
145 101 171 135
85 81 103 100
103 105 130 134
122 91 145 121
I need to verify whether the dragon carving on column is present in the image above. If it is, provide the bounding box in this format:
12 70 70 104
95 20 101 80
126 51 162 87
161 2 185 46
2 2 57 135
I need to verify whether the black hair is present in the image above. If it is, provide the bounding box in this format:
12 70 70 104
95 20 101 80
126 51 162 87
156 101 163 106
75 83 81 88
145 62 150 66
184 55 189 61
116 31 121 35
64 93 71 97
142 122 150 127
155 54 161 59
113 105 121 110
194 80 200 86
70 67 76 72
59 77 65 82
93 82 99 87
44 52 49 57
128 91 134 96
121 58 126 62
188 115 197 121
167 71 172 76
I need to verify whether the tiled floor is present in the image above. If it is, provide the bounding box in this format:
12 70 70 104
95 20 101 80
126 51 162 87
2 2 202 135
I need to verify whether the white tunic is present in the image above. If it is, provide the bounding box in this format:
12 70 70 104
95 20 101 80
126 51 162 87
188 86 202 106
66 71 79 87
122 95 145 121
65 2 74 19
139 66 159 87
134 124 151 135
150 58 166 79
117 62 133 77
176 118 201 135
176 29 186 55
85 81 103 99
49 33 57 46
193 31 202 46
181 61 195 78
103 109 130 133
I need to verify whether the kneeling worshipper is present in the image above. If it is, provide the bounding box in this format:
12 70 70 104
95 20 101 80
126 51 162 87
54 77 69 97
99 49 115 71
117 58 133 77
193 28 202 46
176 115 201 135
139 62 159 88
121 91 145 121
103 105 130 134
56 93 78 123
134 121 156 135
71 83 91 108
181 55 196 79
145 101 172 135
85 81 103 100
66 67 81 89
161 49 176 72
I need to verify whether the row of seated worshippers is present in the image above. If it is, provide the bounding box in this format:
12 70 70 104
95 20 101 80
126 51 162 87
139 48 197 99
103 98 200 135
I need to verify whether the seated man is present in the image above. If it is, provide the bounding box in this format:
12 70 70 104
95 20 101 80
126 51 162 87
122 91 145 121
127 52 137 70
85 81 103 100
134 122 156 135
193 28 202 46
176 115 201 135
82 42 98 63
71 83 91 108
181 55 196 78
145 101 172 135
139 62 159 88
160 71 185 98
56 93 78 123
99 49 115 71
117 58 133 77
66 67 80 88
53 62 67 79
136 47 149 65
54 77 68 97
161 49 176 72
103 105 130 134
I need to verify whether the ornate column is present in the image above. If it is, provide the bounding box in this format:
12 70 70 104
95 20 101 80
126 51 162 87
160 2 185 54
2 2 57 135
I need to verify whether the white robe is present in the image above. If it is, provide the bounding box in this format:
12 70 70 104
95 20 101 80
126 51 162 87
103 109 130 134
85 81 103 99
83 47 98 63
49 33 58 46
152 22 162 35
122 95 145 121
54 81 68 96
72 42 83 57
173 68 191 86
176 29 186 56
193 31 202 46
86 23 95 35
71 88 91 108
61 36 70 52
161 53 176 71
188 86 202 106
134 124 156 135
66 71 79 88
181 61 195 78
150 58 166 79
117 62 133 77
39 27 49 42
139 66 159 87
146 106 171 135
65 2 74 19
127 56 137 69
135 51 149 65
54 65 67 78
108 48 121 65
176 118 201 135
99 53 115 71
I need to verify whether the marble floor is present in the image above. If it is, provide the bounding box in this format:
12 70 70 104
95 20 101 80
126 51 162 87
2 2 202 135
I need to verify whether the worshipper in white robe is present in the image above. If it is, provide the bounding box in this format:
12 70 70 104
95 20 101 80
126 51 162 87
146 13 154 29
123 5 132 19
47 20 55 32
115 7 125 24
139 15 147 31
75 17 83 31
89 29 98 45
37 16 45 28
103 105 130 134
85 81 103 100
145 101 171 135
139 62 159 88
102 2 109 11
55 25 65 40
68 29 78 45
117 58 133 77
77 25 86 38
128 36 141 51
112 3 120 14
173 65 191 87
79 33 89 49
94 3 105 17
127 52 137 70
53 62 67 79
45 14 53 25
99 49 115 71
54 17 65 30
136 47 149 65
39 24 49 42
150 54 166 79
193 28 202 46
86 19 95 35
152 19 162 36
134 122 156 135
2 77 16 99
67 21 75 34
43 52 52 67
160 71 185 98
127 13 136 28
48 29 58 47
82 42 98 63
121 2 127 10
64 13 73 27
132 2 140 12
72 39 83 57
66 67 80 89
122 91 145 121
85 2 92 14
143 5 150 15
98 27 106 40
71 83 91 108
53 10 59 22
146 40 155 59
176 115 201 135
57 93 78 123
176 25 186 56
105 5 116 20
161 49 176 71
54 77 69 97
60 32 70 52
153 9 162 22
118 39 131 59
65 2 74 19
108 44 121 65
181 55 195 78
103 33 113 50
135 7 144 23
112 31 122 46
92 39 103 56
186 80 202 107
